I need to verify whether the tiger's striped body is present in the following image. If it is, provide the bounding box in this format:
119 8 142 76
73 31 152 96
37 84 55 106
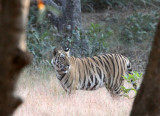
52 48 134 95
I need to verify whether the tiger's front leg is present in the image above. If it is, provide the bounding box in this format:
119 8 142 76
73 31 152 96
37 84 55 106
58 81 72 95
65 89 71 95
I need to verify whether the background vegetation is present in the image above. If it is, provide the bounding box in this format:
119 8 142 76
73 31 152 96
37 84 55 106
81 0 160 12
27 0 159 73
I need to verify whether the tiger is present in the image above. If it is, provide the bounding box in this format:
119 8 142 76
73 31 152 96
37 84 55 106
51 47 136 95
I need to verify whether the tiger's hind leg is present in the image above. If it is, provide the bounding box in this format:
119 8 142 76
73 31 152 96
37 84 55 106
104 83 122 97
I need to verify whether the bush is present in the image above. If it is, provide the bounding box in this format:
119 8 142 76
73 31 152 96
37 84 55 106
86 24 113 56
121 71 142 98
119 11 158 44
81 0 160 12
27 5 56 62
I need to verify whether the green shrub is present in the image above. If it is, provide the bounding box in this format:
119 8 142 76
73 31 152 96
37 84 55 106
86 24 113 56
119 12 158 44
27 5 56 62
121 71 142 98
81 0 160 12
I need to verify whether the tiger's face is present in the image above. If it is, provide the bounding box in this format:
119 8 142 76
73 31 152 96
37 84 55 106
51 47 70 73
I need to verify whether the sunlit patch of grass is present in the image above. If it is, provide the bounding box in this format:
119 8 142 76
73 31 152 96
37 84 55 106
14 65 134 116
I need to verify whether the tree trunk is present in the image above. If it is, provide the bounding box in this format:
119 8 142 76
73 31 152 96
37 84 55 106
0 0 31 116
44 0 82 33
130 20 160 116
64 0 82 33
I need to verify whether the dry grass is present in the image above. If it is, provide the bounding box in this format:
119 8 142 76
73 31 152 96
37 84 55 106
13 66 135 116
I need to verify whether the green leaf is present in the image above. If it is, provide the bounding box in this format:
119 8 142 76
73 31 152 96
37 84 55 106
123 94 130 98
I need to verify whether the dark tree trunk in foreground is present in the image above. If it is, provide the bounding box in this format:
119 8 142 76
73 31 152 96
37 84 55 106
0 0 31 116
130 20 160 116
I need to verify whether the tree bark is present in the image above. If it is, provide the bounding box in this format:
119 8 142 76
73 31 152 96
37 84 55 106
44 0 81 34
130 20 160 116
0 0 31 116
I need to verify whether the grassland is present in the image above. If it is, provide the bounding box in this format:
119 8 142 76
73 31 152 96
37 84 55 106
14 65 135 116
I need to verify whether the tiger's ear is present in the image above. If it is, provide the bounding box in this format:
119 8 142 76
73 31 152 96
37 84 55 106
64 47 69 52
53 48 58 56
63 47 70 56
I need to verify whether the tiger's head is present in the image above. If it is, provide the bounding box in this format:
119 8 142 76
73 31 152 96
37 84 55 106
51 47 70 74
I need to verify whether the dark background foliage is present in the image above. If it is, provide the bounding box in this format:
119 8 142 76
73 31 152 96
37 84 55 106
27 0 159 73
